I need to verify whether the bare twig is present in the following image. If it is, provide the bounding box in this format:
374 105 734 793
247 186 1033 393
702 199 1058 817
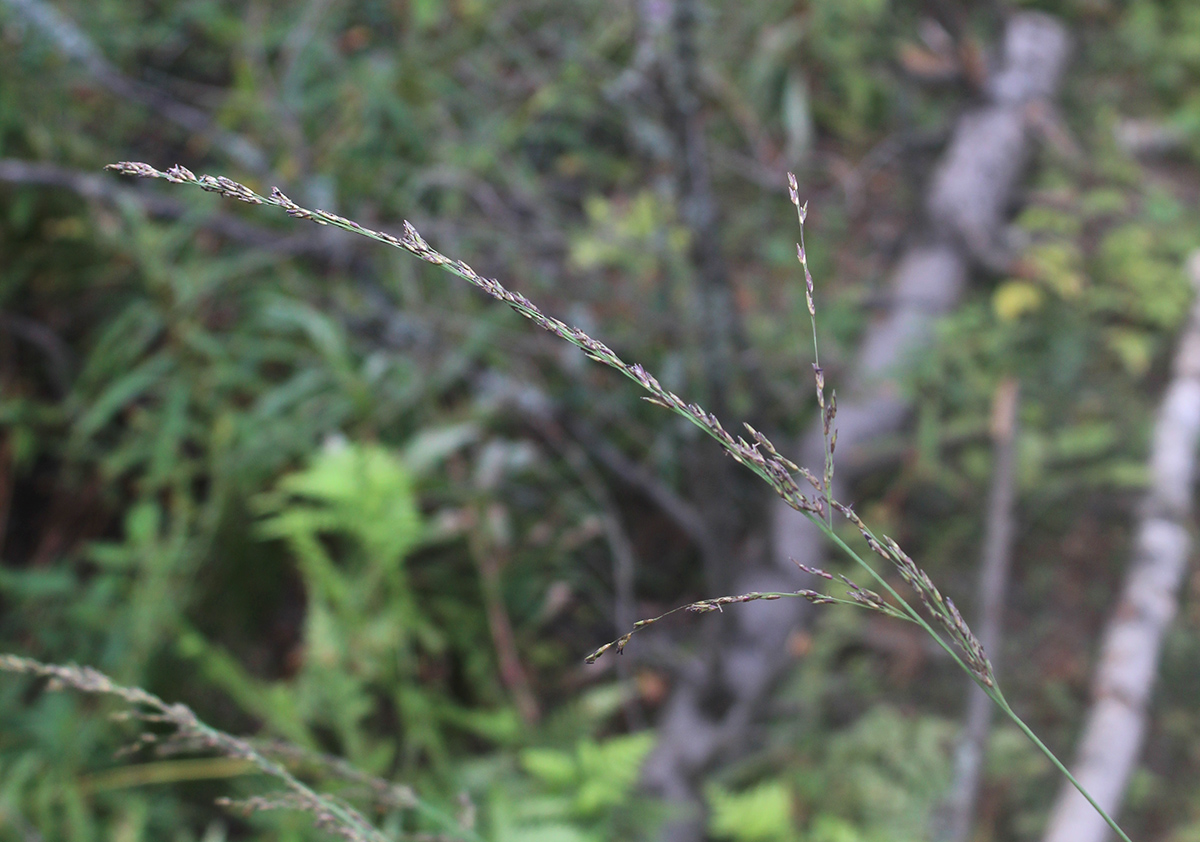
564 418 715 556
936 378 1021 842
538 419 647 729
467 504 542 726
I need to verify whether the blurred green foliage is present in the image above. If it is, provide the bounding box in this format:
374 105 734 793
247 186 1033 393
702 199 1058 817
4 0 1200 841
1116 0 1200 153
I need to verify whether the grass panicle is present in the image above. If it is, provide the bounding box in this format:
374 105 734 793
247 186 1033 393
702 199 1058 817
105 161 825 523
100 161 1132 842
0 655 481 842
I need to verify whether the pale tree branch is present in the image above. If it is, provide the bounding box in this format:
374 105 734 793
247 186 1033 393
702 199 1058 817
936 379 1021 842
1040 252 1200 842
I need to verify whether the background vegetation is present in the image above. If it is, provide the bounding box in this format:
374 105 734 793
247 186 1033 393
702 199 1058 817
3 0 1200 840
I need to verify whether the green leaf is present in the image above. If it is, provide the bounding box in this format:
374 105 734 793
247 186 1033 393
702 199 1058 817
520 748 579 787
707 781 796 842
258 441 423 565
74 355 173 440
576 732 654 806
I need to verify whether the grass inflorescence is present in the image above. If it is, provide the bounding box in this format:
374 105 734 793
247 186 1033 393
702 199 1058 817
100 161 1132 842
0 655 482 842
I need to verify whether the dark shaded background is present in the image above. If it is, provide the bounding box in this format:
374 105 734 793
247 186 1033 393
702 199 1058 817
3 0 1200 840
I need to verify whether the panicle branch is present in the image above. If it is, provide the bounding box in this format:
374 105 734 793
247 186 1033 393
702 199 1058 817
106 161 824 522
789 172 836 525
584 568 914 664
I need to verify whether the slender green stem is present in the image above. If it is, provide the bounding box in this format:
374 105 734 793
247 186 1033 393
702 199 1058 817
990 694 1133 842
810 518 1134 841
